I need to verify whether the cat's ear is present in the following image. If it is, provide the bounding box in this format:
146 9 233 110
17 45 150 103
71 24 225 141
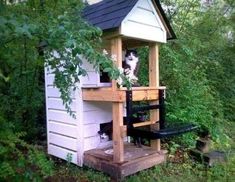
125 49 130 57
132 49 138 56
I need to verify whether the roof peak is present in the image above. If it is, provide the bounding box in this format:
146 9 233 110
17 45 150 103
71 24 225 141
83 0 176 40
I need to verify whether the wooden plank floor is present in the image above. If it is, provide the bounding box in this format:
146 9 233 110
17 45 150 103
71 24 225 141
84 143 166 181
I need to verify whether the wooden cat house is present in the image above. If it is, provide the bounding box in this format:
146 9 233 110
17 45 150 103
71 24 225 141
45 0 196 180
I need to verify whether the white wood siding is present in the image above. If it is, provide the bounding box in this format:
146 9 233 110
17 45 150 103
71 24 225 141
49 133 77 151
83 101 112 112
45 67 83 166
83 123 101 151
80 58 98 87
47 98 77 112
83 102 112 125
121 0 167 43
86 0 102 5
74 86 84 166
48 121 78 138
48 144 78 164
84 124 100 138
84 136 101 151
45 58 113 166
46 74 55 86
47 109 77 126
83 110 112 124
81 71 100 88
80 58 111 88
82 101 112 151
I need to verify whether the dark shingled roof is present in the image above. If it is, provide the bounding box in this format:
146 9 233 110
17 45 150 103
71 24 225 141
83 0 176 40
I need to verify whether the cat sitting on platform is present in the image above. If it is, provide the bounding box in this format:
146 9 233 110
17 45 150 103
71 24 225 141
98 112 147 147
122 49 140 86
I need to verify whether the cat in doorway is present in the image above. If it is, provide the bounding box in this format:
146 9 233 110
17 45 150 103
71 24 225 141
98 112 147 147
122 49 139 84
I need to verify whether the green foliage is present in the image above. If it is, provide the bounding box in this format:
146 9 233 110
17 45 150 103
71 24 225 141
0 0 130 180
0 2 46 140
46 161 110 182
137 47 149 86
0 0 130 139
0 113 54 181
138 0 234 147
126 121 235 181
42 0 130 113
48 150 235 182
126 155 235 182
0 0 116 180
0 0 234 180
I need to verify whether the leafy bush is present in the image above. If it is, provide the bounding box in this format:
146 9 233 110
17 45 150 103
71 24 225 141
0 114 54 181
137 0 234 147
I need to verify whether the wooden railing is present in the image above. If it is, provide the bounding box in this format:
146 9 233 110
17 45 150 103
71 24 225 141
82 86 166 102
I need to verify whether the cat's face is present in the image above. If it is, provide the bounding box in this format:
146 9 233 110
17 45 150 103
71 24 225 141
125 50 138 63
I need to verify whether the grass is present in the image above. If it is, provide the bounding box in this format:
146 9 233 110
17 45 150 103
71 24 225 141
47 122 235 182
47 152 234 182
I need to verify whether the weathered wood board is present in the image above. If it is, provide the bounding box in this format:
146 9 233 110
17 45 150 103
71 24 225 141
84 143 166 180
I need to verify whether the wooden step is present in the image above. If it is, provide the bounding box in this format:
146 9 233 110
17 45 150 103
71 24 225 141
84 143 166 180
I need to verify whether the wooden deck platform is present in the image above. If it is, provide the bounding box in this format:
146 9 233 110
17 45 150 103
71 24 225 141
84 143 167 181
82 87 166 102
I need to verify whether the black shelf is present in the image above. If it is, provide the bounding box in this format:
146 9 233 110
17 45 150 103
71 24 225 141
127 123 198 139
125 89 198 139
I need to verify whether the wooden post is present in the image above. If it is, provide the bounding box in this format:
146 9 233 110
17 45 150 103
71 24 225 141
111 37 124 162
149 43 159 87
149 43 160 151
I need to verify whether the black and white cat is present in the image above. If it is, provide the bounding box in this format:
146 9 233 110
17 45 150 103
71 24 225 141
98 112 147 147
122 49 139 82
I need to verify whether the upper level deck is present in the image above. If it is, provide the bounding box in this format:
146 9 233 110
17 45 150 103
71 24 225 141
82 86 166 102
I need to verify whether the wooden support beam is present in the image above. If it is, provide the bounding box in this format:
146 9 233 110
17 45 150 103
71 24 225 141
111 37 122 89
149 43 159 87
111 37 124 163
121 125 127 138
82 88 164 102
112 102 124 162
149 43 160 151
132 89 159 101
133 121 155 128
82 89 125 102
